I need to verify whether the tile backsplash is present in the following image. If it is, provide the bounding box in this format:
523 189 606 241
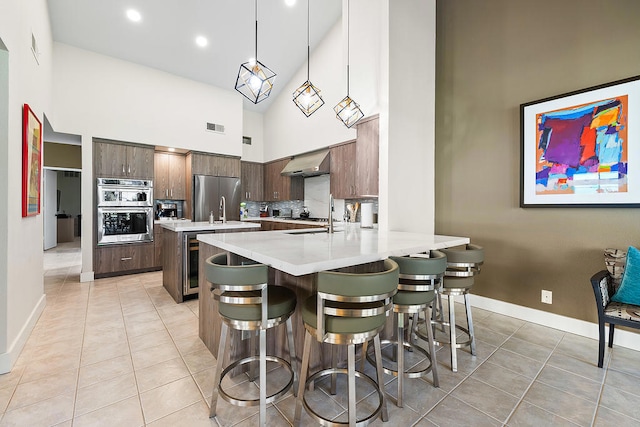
304 175 330 218
244 174 378 222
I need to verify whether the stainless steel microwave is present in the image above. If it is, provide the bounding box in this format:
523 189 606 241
97 178 153 207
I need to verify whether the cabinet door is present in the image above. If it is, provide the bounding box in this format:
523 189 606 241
215 156 241 178
154 153 170 198
126 145 154 179
355 116 379 197
263 161 280 201
330 142 357 199
263 159 303 201
94 141 128 178
94 243 155 275
191 153 240 177
241 161 264 201
168 154 186 199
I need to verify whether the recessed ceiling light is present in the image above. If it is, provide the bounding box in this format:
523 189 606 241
126 9 142 22
195 36 208 48
285 0 296 6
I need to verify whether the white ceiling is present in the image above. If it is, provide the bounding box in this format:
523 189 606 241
46 0 342 113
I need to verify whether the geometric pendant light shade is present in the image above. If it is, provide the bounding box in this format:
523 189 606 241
236 60 276 104
334 94 364 128
334 0 363 127
235 0 276 104
293 80 324 117
292 0 324 116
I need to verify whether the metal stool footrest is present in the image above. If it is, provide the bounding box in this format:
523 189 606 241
427 320 473 349
218 355 294 407
366 339 434 379
302 368 384 427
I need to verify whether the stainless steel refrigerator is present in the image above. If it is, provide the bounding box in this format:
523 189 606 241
193 175 241 222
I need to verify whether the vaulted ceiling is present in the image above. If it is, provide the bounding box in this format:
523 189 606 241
46 0 342 113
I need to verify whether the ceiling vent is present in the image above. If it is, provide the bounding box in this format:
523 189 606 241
206 122 225 134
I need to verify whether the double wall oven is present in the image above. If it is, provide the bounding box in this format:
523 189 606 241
97 178 154 245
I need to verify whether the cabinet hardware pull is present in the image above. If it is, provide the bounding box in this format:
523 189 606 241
128 165 131 174
171 188 173 197
121 257 133 261
166 189 168 197
122 164 125 174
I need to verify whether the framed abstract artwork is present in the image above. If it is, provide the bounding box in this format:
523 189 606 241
22 103 42 217
521 75 640 207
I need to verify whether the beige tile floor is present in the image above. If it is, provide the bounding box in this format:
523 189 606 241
1 239 640 426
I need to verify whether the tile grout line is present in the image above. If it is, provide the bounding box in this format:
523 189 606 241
68 268 90 427
117 276 147 427
590 350 612 427
411 316 521 427
142 281 212 426
501 331 583 426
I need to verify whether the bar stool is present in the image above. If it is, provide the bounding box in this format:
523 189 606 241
205 253 298 427
294 259 399 427
435 244 484 372
364 251 445 407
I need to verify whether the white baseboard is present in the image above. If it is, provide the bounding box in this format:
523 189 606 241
80 271 94 283
469 294 640 353
0 294 46 374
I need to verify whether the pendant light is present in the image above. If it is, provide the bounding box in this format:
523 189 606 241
235 0 276 104
292 0 324 116
334 0 363 128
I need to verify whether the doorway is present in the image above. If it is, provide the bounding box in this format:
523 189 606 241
42 131 82 255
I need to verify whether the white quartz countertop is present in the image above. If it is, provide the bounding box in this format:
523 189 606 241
160 220 261 232
198 224 469 276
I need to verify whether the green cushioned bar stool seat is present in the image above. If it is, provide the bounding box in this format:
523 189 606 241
363 253 443 408
205 253 297 427
294 259 399 427
435 244 484 372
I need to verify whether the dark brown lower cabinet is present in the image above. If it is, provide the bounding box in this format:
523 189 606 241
94 243 155 277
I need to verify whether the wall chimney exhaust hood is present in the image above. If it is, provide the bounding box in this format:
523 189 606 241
281 149 330 177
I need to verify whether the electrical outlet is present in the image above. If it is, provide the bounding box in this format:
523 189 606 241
541 290 553 304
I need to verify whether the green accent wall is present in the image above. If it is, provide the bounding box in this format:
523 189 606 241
435 0 640 323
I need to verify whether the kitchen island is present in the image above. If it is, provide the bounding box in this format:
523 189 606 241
197 224 469 369
159 220 260 303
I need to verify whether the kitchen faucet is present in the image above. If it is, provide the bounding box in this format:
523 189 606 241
328 193 334 234
219 196 226 223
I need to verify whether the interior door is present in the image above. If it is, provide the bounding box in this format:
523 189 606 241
43 169 57 250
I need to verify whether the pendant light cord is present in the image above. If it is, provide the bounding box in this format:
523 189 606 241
346 0 350 95
307 0 310 80
254 0 258 63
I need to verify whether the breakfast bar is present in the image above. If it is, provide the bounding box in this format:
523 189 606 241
197 225 469 370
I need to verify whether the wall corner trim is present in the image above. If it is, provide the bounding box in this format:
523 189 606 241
0 294 46 374
80 271 94 283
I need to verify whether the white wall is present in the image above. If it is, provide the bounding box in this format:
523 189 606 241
262 20 356 161
0 39 8 361
242 110 265 163
50 43 245 280
386 0 436 233
51 43 243 155
0 0 53 373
